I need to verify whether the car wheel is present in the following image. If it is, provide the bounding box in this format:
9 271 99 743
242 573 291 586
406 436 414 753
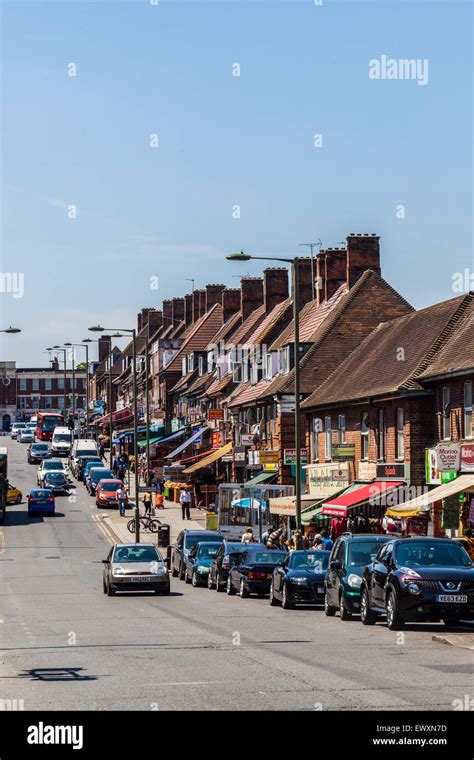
192 572 199 588
216 574 224 592
324 591 337 616
103 580 107 594
171 565 179 578
207 573 216 590
281 583 294 610
239 578 250 598
386 591 404 630
27 510 32 517
360 588 377 625
269 582 281 606
226 576 236 595
162 584 170 596
106 583 115 597
179 563 186 581
15 495 22 504
339 593 352 620
184 567 191 584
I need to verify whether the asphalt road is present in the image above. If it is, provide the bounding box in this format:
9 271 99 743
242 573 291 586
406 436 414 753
1 437 473 711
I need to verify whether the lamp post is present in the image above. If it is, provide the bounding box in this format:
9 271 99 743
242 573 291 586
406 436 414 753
227 251 303 549
89 325 140 542
64 342 90 433
0 327 21 334
83 336 119 468
49 346 67 416
54 345 76 422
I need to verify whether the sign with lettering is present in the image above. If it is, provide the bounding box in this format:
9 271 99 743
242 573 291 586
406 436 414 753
260 450 279 465
212 431 224 449
306 462 351 497
461 443 474 472
358 461 377 481
435 443 461 472
208 409 224 421
332 443 355 460
284 448 308 465
240 434 255 447
376 463 409 480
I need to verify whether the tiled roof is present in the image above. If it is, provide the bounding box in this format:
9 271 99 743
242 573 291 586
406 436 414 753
417 297 474 379
243 298 292 347
205 311 242 351
270 285 348 349
301 293 470 409
226 305 266 348
168 320 186 340
186 372 214 395
205 373 232 397
170 369 197 393
163 304 224 373
228 378 269 407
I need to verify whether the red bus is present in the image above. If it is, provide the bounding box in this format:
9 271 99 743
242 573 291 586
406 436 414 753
36 412 64 441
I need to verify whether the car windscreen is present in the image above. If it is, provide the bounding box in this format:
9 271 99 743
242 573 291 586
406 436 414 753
44 473 66 482
15 424 26 429
185 534 224 549
396 541 472 568
92 470 113 481
289 551 329 570
53 434 71 442
247 551 287 564
100 482 121 492
196 543 221 559
32 491 51 499
348 541 389 567
77 450 98 459
113 546 161 563
42 417 61 431
43 461 64 470
32 444 48 451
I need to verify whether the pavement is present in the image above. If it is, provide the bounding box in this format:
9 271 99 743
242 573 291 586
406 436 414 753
1 435 474 711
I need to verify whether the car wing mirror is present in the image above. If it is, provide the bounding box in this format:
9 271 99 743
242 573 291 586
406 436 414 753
102 559 109 564
330 559 341 570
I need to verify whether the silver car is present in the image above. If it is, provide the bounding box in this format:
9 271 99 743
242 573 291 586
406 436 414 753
102 543 170 596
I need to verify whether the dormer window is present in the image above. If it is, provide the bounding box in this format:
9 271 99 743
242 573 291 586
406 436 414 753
187 353 194 373
198 355 204 377
182 357 187 376
263 352 273 381
278 346 290 375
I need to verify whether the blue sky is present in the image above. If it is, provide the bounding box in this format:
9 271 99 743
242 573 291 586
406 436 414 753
1 0 472 365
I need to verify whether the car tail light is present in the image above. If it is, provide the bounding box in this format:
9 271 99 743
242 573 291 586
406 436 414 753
248 571 267 580
222 556 230 570
49 498 54 503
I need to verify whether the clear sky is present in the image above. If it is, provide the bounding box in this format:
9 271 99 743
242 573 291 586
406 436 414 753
1 0 472 366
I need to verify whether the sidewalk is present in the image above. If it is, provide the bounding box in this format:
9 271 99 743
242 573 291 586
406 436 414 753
432 633 474 650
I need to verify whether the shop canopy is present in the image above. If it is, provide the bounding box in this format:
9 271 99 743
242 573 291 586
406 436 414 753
245 471 278 486
385 474 474 517
116 424 165 440
136 429 186 449
269 494 320 516
183 442 233 474
322 480 405 517
165 426 208 460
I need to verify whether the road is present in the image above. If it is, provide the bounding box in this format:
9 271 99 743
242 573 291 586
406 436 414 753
0 437 472 711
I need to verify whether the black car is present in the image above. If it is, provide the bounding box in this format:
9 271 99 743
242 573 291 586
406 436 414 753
360 537 474 630
27 442 51 464
184 541 223 587
270 550 330 609
207 541 265 591
171 530 224 580
76 455 102 482
325 533 394 620
227 547 288 598
43 471 74 495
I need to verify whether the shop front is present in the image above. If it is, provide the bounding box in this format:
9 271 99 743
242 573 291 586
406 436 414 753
217 482 295 541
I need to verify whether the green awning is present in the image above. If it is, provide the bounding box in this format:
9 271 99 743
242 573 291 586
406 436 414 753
137 436 163 448
245 471 278 486
301 504 325 524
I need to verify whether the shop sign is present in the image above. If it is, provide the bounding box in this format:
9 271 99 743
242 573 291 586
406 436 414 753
406 515 429 536
284 448 308 465
212 431 224 448
234 446 246 467
331 443 355 460
358 461 377 481
461 443 474 472
321 505 347 517
171 417 185 433
376 463 409 480
306 462 351 498
260 450 279 465
240 434 255 446
208 409 224 421
426 449 458 485
435 442 461 472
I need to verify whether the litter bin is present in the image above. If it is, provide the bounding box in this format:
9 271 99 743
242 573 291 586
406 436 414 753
157 523 170 548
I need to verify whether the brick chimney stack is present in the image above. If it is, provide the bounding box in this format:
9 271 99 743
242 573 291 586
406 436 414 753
98 335 112 363
263 268 289 314
162 299 173 330
192 290 202 323
221 288 241 323
324 248 347 300
295 258 316 309
315 252 326 307
184 294 193 327
205 284 226 313
198 290 206 319
240 277 264 320
346 233 381 289
147 309 163 334
171 297 184 328
137 307 161 333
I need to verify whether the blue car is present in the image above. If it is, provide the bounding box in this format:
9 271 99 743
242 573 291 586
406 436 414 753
28 488 55 516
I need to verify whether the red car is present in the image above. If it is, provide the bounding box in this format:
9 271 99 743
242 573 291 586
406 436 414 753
95 479 126 509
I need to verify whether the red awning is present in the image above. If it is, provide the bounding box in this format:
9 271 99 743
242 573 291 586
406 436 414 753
322 480 404 517
95 408 133 426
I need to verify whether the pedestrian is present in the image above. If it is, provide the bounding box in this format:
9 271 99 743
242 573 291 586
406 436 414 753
261 526 274 546
118 465 125 483
113 454 121 478
320 528 333 551
99 441 106 462
143 491 153 517
267 527 285 550
154 491 164 512
180 488 192 521
241 526 256 543
116 483 127 517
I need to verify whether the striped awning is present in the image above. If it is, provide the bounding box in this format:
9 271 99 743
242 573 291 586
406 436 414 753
182 442 232 474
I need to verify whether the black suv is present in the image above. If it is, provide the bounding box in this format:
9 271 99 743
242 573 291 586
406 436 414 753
360 537 474 630
208 541 264 591
325 533 393 620
170 529 224 580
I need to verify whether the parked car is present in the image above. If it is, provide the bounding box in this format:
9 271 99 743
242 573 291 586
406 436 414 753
227 547 288 598
51 426 73 457
102 543 170 596
76 455 102 481
27 488 55 516
42 471 74 495
360 537 474 630
270 549 330 609
18 428 34 444
171 530 224 580
96 479 126 508
27 442 51 464
184 541 223 586
82 459 104 483
325 533 394 620
6 484 22 505
37 459 67 487
86 467 115 495
11 423 27 440
69 439 99 477
207 540 264 591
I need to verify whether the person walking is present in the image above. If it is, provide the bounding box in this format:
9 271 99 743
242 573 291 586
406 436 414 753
99 441 106 462
154 491 164 512
180 488 192 521
241 526 256 543
116 483 127 517
143 491 153 517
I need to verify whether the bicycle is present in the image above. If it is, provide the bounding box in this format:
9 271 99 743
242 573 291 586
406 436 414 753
127 512 159 534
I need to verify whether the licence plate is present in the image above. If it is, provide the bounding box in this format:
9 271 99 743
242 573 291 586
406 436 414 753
317 587 325 594
130 576 151 583
436 594 467 603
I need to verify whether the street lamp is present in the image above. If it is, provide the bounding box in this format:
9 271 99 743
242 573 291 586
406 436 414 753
89 324 140 542
0 327 21 334
226 250 303 549
48 347 67 415
84 334 123 469
54 344 76 419
64 342 91 433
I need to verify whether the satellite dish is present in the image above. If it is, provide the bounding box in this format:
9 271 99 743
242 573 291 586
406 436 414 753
2 377 11 386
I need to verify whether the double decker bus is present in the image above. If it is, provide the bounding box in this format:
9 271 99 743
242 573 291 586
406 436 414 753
36 412 64 441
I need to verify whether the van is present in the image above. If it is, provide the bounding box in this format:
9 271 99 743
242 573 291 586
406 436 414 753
51 426 73 456
69 439 99 477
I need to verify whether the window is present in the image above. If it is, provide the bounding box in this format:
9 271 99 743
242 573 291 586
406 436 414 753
78 397 84 409
324 416 332 460
45 397 52 409
263 352 273 381
361 412 369 460
198 355 204 377
57 378 64 390
32 379 39 391
32 397 40 408
464 382 472 439
278 346 290 375
442 386 451 440
338 414 345 444
396 408 404 459
207 350 215 372
44 378 52 391
250 362 259 385
182 357 187 376
242 361 249 384
311 418 320 462
187 354 194 373
378 409 385 460
19 397 28 409
58 397 65 409
19 378 27 390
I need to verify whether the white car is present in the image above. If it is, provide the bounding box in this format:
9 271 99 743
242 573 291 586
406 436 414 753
37 458 67 486
18 429 34 444
11 423 27 440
